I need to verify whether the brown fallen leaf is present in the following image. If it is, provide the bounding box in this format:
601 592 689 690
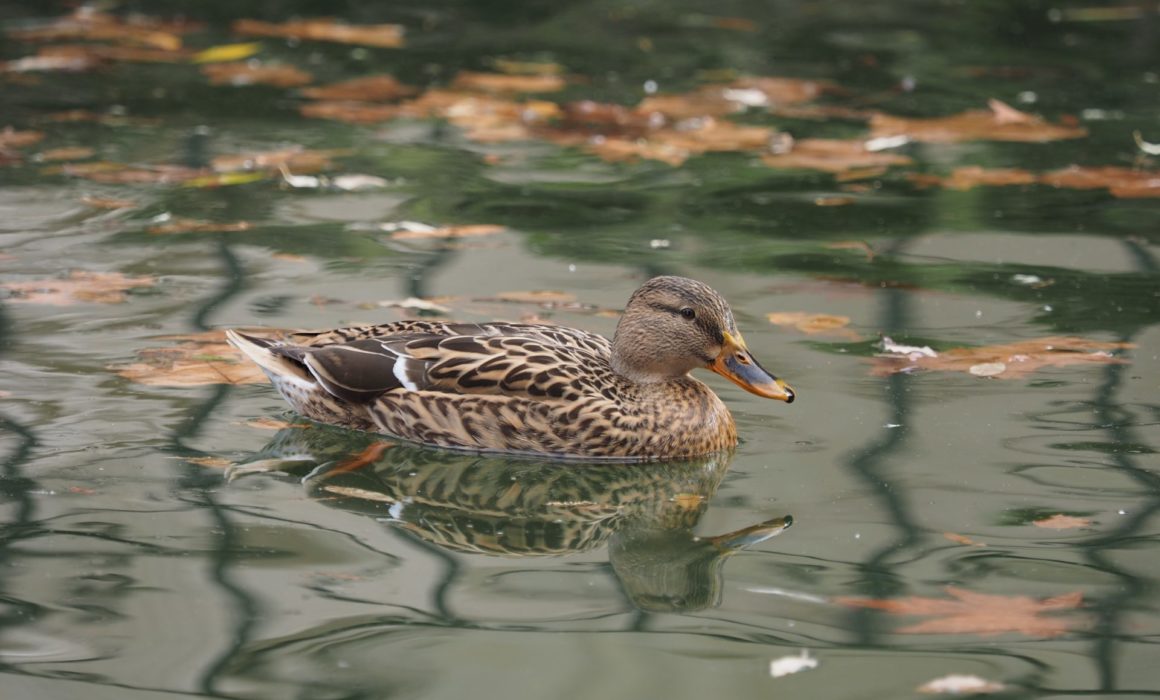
49 161 211 184
869 101 1087 143
81 195 136 209
870 336 1133 378
451 70 566 93
2 270 154 305
233 18 405 48
2 51 98 73
986 98 1036 125
388 224 506 241
944 532 986 547
211 147 345 174
114 330 269 386
0 127 45 149
201 62 313 88
836 586 1084 637
300 100 401 124
36 146 96 161
7 10 189 51
187 456 234 469
300 74 415 101
638 77 832 119
245 417 309 430
147 218 253 235
1032 514 1093 530
814 195 855 206
762 138 912 175
33 43 192 64
549 116 779 166
909 166 1039 191
1040 166 1160 199
767 311 859 339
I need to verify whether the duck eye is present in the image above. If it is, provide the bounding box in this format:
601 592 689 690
679 307 696 320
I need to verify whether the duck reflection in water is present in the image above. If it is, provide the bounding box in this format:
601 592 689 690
231 426 793 613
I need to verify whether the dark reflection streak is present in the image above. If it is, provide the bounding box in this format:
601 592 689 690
191 238 246 332
410 537 466 624
0 414 40 674
1066 242 1160 695
0 670 227 699
2 529 170 553
844 244 922 643
155 240 259 696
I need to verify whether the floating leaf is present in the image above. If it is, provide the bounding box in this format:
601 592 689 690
147 218 253 235
244 417 309 430
0 128 45 149
768 312 859 339
387 223 506 240
451 70 566 93
2 270 154 305
871 336 1133 378
1 51 97 73
762 138 912 175
186 456 234 469
301 74 415 101
1040 165 1160 199
1032 514 1093 530
869 101 1087 143
233 18 405 48
81 195 136 209
918 674 1006 695
300 101 400 124
201 61 312 87
825 240 875 261
7 10 188 51
492 290 576 304
944 532 986 547
193 42 262 64
909 166 1038 190
492 58 563 76
114 330 269 386
836 586 1084 637
36 146 95 161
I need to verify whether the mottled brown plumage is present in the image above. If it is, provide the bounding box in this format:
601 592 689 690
227 276 794 460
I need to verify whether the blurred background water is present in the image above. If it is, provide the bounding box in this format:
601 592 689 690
1 1 1158 698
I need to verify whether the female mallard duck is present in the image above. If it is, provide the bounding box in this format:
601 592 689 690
227 275 794 460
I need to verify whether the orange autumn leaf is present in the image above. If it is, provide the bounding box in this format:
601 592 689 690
836 586 1084 637
300 74 415 101
201 61 313 88
871 336 1133 378
147 218 253 235
2 270 154 305
944 532 986 547
638 77 832 119
36 146 96 161
81 195 136 209
244 417 309 430
114 330 269 386
909 166 1039 190
7 10 187 51
233 18 404 48
768 312 858 339
491 58 564 76
1041 166 1160 199
451 70 566 94
300 100 400 124
491 290 577 304
1033 514 1093 530
211 147 345 174
762 138 913 175
186 456 234 469
869 101 1087 143
0 127 45 149
34 43 192 64
388 224 506 241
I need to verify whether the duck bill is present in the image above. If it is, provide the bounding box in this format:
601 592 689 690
710 331 795 403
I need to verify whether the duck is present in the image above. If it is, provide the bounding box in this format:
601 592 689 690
226 275 794 460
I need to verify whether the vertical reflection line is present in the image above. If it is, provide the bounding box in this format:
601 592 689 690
0 414 41 672
1076 241 1160 693
165 239 259 694
845 244 922 644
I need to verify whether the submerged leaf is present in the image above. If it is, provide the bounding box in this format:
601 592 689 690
2 270 154 305
233 18 405 48
114 330 269 386
147 218 253 235
201 61 312 87
768 312 859 339
836 586 1084 637
1032 514 1093 530
870 102 1087 143
872 336 1132 378
301 74 415 101
762 138 912 175
451 70 566 93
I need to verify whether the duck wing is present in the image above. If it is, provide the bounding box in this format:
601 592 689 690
288 320 612 358
267 329 613 406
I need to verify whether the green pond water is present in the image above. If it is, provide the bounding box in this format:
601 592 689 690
1 2 1159 698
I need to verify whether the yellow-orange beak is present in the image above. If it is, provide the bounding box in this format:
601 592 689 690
710 331 795 403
